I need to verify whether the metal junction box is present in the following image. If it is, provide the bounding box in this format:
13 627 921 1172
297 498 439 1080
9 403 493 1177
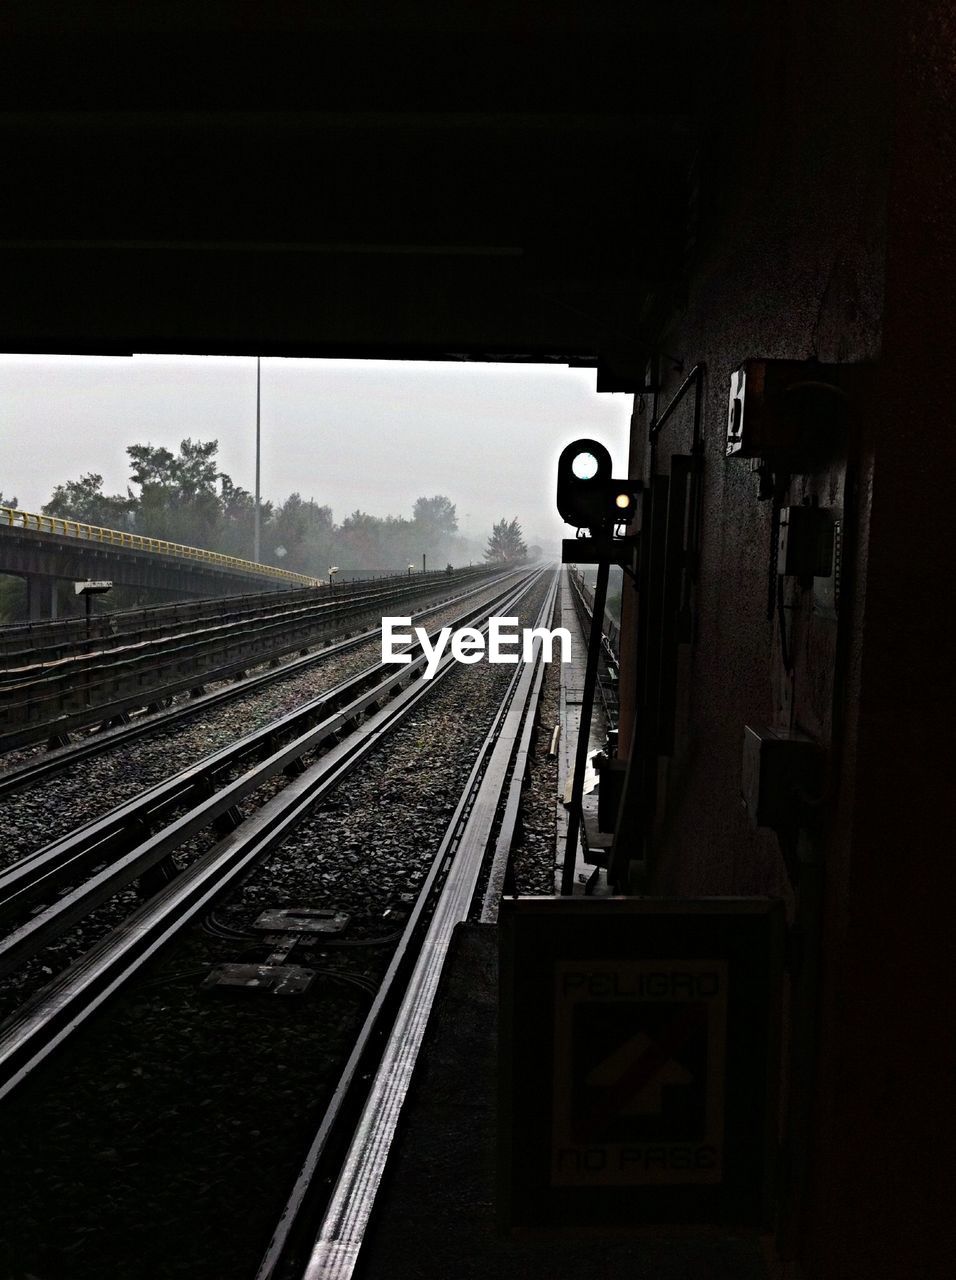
741 724 822 828
726 360 845 462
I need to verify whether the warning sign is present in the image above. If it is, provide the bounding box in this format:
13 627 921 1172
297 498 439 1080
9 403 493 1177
497 896 783 1229
551 959 727 1186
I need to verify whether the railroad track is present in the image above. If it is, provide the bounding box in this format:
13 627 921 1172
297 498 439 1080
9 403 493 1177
0 566 520 798
0 566 492 673
0 566 557 1280
0 568 546 1093
262 569 559 1280
0 565 500 752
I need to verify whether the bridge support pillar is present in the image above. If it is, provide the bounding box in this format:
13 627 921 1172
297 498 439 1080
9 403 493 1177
26 575 58 621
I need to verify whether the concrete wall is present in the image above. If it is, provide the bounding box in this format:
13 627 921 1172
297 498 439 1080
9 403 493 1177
622 2 952 1275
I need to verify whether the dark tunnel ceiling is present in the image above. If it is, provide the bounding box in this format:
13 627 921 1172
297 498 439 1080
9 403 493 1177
0 2 756 387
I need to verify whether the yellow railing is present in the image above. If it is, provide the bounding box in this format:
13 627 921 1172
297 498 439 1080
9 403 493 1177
0 506 321 587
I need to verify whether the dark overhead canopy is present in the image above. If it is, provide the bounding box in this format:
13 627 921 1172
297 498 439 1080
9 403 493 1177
0 2 754 384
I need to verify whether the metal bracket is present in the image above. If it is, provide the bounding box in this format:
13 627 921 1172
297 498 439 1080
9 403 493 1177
561 535 638 568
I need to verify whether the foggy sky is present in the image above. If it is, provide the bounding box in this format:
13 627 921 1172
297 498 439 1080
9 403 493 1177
0 354 632 553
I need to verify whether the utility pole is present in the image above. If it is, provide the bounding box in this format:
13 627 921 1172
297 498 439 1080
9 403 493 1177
254 355 261 563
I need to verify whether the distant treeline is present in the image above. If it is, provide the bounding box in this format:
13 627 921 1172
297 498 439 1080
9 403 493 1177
27 439 489 575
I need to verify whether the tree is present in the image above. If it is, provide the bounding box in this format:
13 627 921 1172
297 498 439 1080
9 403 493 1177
39 445 475 576
271 492 334 573
339 509 386 568
126 438 219 498
126 443 176 491
0 492 17 510
484 517 527 564
0 574 26 623
410 494 461 569
126 438 223 547
217 474 258 559
413 494 457 538
172 438 220 500
43 473 133 527
381 513 416 568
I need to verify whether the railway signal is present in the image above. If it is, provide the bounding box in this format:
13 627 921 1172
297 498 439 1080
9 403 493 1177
555 443 640 895
556 439 640 566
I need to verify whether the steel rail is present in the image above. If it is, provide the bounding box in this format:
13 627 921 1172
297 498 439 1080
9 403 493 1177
0 581 317 658
0 572 540 970
0 570 529 921
0 571 481 683
0 568 523 798
0 568 491 670
0 666 405 939
0 569 547 1102
479 619 551 922
0 575 511 752
257 570 559 1280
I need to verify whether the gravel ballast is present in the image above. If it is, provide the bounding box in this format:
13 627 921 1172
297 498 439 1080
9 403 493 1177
0 573 524 870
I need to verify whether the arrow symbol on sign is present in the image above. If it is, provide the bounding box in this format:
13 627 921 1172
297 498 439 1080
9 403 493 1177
576 1003 706 1142
587 1032 693 1115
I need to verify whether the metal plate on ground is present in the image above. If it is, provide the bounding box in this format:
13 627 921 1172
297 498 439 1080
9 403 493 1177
253 907 350 934
202 963 315 995
498 896 784 1231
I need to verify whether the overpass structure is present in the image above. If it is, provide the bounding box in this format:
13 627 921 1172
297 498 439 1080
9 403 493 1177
0 506 320 618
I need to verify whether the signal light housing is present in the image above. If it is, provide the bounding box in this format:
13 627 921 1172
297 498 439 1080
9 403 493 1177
556 438 641 567
556 439 640 533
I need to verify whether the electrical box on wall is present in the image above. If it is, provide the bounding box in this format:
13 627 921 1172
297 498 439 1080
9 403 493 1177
726 360 847 464
741 725 822 829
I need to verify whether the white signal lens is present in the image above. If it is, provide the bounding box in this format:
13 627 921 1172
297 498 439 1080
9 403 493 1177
571 451 599 480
